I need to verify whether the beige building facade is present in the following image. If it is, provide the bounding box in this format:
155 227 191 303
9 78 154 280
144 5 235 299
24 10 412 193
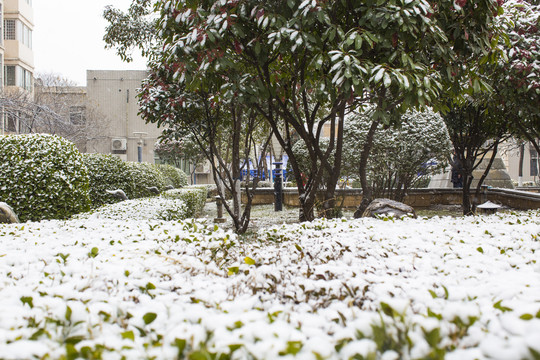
1 0 34 135
85 70 161 163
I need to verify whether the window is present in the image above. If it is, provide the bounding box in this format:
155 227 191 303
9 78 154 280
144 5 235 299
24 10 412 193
5 65 15 86
4 65 32 91
69 106 86 125
531 147 539 177
4 19 15 40
4 114 17 133
18 115 30 133
23 68 32 91
0 5 3 45
0 55 3 89
3 19 32 48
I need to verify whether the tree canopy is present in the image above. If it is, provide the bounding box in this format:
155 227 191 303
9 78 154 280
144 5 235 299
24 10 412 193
133 0 503 220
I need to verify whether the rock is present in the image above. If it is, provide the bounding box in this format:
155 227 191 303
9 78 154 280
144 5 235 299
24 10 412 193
146 186 160 195
0 202 20 224
164 185 175 191
362 198 416 218
105 189 128 201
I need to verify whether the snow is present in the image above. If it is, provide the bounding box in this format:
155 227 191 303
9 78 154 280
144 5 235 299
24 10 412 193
0 210 539 359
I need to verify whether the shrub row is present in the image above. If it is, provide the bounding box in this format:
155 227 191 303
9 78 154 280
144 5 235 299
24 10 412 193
83 154 189 207
188 184 217 198
156 164 189 188
75 197 189 222
0 134 190 222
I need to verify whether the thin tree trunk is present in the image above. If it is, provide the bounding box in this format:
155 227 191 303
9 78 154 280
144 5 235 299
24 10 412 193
473 139 499 212
461 172 474 216
354 118 379 218
320 103 345 218
518 143 525 187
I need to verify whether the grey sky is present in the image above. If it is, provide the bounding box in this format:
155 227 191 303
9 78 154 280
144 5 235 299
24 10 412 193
33 0 147 85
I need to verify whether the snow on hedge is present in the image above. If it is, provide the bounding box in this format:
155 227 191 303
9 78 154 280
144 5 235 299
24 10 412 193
74 197 189 222
0 211 539 359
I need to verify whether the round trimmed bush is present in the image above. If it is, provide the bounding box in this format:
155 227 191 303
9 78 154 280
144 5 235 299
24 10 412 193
161 186 207 218
0 134 90 222
124 162 166 199
155 164 189 188
83 153 132 208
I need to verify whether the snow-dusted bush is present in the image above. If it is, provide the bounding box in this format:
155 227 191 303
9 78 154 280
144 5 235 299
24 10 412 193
189 184 217 198
83 153 132 208
75 197 189 221
162 186 207 217
124 162 166 199
257 181 272 188
155 164 189 188
0 134 90 221
343 109 452 199
289 138 332 182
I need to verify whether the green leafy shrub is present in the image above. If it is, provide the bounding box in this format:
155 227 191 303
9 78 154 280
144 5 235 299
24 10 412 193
0 134 90 222
155 164 189 188
124 162 166 199
189 184 217 198
83 153 132 208
162 186 207 217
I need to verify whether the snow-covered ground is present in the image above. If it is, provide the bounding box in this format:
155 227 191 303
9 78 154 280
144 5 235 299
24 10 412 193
0 209 539 359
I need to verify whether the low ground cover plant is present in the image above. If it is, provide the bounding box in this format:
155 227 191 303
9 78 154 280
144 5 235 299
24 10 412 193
0 210 538 359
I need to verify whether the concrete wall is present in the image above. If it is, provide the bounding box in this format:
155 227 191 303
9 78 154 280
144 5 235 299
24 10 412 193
243 188 540 210
86 70 162 163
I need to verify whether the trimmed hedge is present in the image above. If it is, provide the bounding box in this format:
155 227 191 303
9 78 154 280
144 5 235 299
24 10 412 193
161 186 207 218
124 162 166 199
0 134 90 222
155 164 189 188
75 197 189 221
83 153 132 208
189 184 218 198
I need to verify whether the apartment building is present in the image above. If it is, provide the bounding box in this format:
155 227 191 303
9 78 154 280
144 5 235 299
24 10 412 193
0 0 34 135
501 142 539 186
85 70 161 163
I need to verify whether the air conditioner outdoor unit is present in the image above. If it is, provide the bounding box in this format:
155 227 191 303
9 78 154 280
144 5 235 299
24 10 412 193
111 138 127 151
195 162 211 173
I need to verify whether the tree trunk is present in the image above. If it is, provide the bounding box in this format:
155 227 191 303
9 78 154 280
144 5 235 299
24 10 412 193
461 172 474 216
518 143 525 187
320 104 345 219
473 140 499 212
354 118 379 218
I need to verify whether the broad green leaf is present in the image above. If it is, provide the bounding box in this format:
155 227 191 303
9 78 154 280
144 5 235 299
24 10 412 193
143 312 157 325
493 300 513 313
20 296 33 308
374 68 385 83
122 331 135 341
